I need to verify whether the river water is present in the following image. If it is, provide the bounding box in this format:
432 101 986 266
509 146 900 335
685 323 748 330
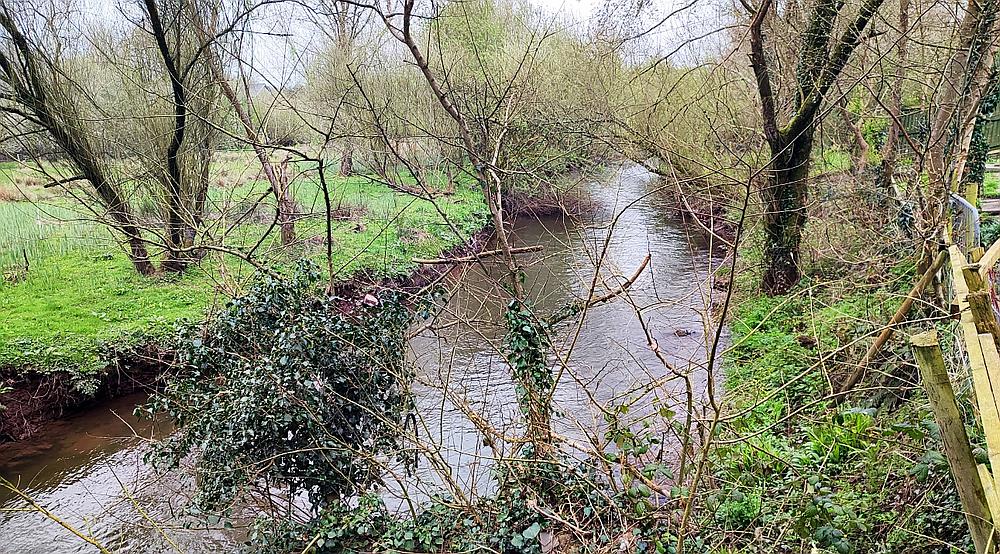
0 164 726 552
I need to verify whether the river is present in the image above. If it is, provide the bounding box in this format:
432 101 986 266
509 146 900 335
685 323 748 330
0 164 727 552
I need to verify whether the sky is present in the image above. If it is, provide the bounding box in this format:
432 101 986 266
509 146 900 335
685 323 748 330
266 0 728 84
77 0 730 85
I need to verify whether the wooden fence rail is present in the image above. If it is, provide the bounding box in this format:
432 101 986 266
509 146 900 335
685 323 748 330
916 242 1000 553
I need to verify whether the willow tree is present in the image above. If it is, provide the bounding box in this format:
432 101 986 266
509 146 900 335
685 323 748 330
309 0 372 177
140 0 223 271
746 0 886 294
0 0 222 275
194 2 299 246
0 2 156 275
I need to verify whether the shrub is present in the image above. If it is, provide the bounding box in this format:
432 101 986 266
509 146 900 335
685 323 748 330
141 260 414 511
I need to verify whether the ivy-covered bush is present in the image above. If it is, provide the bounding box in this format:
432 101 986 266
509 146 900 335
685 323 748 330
141 260 413 511
252 455 683 554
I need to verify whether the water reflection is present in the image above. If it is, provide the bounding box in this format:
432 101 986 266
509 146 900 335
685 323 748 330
391 164 726 506
0 394 239 553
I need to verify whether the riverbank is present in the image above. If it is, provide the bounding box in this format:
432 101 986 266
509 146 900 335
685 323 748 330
703 172 975 552
0 159 491 440
0 160 602 442
1 162 724 553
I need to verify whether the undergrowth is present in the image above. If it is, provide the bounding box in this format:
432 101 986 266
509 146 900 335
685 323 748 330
707 272 977 553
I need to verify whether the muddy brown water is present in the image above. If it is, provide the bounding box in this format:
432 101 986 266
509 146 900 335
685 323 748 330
0 165 727 552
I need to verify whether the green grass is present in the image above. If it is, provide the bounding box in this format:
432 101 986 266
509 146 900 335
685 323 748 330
0 254 214 374
213 170 488 278
812 148 852 176
0 159 489 375
982 172 1000 199
0 202 103 269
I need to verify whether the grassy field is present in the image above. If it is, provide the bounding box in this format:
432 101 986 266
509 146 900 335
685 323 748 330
0 152 489 375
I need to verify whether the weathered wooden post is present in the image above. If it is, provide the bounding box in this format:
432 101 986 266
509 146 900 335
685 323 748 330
971 247 986 263
911 329 995 553
964 264 1000 346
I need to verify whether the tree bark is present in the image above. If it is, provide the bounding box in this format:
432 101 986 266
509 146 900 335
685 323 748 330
762 129 813 294
277 157 296 246
0 7 155 275
340 143 353 176
747 0 886 294
197 20 297 247
145 0 191 272
926 0 1000 209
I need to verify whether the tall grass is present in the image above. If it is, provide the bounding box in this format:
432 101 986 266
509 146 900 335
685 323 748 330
0 201 106 273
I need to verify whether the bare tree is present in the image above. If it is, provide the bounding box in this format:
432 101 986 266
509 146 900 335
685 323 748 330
878 0 911 191
746 0 887 294
142 0 210 271
0 2 156 274
925 0 1000 213
195 6 298 246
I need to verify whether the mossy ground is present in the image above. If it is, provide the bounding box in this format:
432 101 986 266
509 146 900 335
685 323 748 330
0 152 489 375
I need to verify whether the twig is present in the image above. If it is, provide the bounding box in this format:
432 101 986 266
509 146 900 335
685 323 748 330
836 248 948 398
412 245 543 265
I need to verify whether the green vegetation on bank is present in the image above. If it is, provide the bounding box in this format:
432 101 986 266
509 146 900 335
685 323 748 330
710 256 975 552
982 171 1000 199
0 153 489 377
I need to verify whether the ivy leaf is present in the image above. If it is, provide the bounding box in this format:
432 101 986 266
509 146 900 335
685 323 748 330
522 522 541 540
909 462 929 483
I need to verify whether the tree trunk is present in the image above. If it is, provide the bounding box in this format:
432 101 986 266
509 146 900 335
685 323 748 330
0 8 157 276
837 97 869 175
277 157 296 246
145 0 190 273
197 21 296 247
963 74 1000 207
762 128 814 295
340 144 353 176
927 0 1000 211
878 0 909 192
125 234 156 276
746 0 884 295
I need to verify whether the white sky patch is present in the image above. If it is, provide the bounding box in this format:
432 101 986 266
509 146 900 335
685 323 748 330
77 0 731 86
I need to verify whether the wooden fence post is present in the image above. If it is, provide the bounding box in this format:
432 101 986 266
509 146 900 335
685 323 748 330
972 247 986 263
964 264 1000 345
911 329 995 553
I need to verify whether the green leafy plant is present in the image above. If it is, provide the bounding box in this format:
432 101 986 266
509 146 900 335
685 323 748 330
141 260 414 511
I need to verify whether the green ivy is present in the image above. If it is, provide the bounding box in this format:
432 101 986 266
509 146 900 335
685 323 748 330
141 260 414 511
964 61 1000 192
503 299 554 450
